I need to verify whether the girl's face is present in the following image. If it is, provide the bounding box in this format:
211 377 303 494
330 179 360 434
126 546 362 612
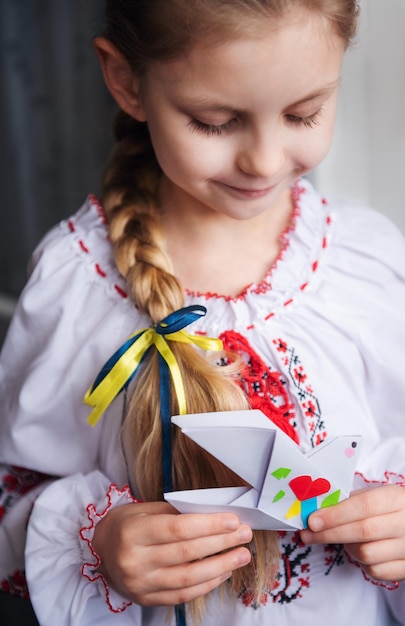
137 10 345 222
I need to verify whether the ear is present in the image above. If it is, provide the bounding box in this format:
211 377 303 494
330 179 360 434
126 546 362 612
93 37 147 122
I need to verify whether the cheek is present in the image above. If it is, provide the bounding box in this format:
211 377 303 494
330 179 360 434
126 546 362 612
295 124 335 170
153 130 228 183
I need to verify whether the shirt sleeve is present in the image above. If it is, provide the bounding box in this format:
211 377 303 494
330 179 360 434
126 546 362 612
0 198 137 476
25 471 143 626
0 198 147 622
333 205 405 481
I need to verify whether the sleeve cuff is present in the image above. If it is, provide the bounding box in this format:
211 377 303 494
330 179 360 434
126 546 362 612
79 483 141 613
350 470 404 591
353 469 405 489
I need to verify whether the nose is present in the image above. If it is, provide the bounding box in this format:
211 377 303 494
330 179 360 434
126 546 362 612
237 129 285 179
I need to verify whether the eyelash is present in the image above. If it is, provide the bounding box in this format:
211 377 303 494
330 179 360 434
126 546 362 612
188 117 236 136
188 107 322 136
285 109 322 128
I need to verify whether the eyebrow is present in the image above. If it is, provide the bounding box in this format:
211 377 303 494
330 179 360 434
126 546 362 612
291 80 341 107
178 80 340 114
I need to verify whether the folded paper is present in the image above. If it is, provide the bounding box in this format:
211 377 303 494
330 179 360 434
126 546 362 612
164 410 362 530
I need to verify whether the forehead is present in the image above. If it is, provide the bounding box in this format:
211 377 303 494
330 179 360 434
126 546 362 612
143 10 345 111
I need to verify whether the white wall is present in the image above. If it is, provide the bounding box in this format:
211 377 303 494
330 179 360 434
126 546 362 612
314 0 405 232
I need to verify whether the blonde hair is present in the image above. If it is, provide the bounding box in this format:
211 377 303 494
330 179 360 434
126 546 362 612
100 0 359 614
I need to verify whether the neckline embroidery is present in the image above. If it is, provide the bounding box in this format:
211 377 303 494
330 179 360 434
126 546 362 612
185 181 306 303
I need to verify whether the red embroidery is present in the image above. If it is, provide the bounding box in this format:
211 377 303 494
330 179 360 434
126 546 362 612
355 470 405 486
220 331 298 443
273 338 328 447
95 263 107 278
239 531 312 608
79 240 89 254
89 193 108 224
184 183 332 313
80 483 140 614
0 466 50 520
186 180 304 303
351 468 403 588
0 569 29 600
346 553 399 591
114 285 128 299
324 543 345 576
0 468 51 599
258 211 332 323
67 197 128 300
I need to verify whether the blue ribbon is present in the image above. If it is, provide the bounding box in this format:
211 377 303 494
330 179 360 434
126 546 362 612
154 305 207 493
86 305 213 626
175 604 186 626
157 306 207 626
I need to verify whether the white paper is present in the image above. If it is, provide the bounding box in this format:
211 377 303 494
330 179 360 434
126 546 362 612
165 410 362 530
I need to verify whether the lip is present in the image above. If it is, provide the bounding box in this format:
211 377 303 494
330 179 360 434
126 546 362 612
217 181 277 199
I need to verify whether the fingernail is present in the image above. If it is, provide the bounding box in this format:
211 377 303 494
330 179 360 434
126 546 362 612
238 526 252 542
238 550 251 566
309 516 324 531
226 516 239 530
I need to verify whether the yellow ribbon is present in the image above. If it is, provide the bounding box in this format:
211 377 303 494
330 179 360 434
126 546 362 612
84 325 222 427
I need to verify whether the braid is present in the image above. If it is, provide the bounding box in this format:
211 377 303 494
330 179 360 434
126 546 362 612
104 111 161 208
101 108 280 608
98 0 359 615
103 112 184 321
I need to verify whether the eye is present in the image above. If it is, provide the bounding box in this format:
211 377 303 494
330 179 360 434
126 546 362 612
188 117 237 136
285 108 322 129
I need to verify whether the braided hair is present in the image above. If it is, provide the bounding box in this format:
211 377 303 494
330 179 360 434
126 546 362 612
98 0 359 611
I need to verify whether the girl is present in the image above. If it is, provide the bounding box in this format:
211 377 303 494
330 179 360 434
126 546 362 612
1 1 405 624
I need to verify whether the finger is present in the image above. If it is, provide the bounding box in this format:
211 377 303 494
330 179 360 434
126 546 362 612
140 546 251 604
130 511 246 547
357 560 405 584
134 501 180 516
301 510 405 545
305 486 405 532
346 537 405 567
146 524 253 568
140 571 233 607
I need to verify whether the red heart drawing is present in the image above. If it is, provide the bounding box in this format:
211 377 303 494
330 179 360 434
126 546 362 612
289 475 331 501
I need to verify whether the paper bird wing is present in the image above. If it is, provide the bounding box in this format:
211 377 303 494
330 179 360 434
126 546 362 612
165 486 296 530
172 410 277 490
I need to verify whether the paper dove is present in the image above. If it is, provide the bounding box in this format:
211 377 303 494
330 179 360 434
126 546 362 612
164 410 362 530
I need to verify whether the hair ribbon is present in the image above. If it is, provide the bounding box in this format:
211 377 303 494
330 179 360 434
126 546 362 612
84 305 222 428
84 307 218 626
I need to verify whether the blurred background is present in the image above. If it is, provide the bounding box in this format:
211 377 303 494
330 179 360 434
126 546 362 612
0 0 404 344
315 0 405 231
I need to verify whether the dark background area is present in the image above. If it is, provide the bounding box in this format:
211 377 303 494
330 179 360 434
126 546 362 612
0 0 117 342
0 5 117 620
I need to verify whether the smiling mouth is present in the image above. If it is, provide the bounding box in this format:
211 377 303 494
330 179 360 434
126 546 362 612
219 182 277 197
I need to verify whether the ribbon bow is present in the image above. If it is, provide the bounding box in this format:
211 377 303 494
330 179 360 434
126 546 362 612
84 304 221 426
84 305 222 492
84 306 219 626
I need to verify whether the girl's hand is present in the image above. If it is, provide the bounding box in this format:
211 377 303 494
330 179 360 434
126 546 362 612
91 501 252 606
301 485 405 582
